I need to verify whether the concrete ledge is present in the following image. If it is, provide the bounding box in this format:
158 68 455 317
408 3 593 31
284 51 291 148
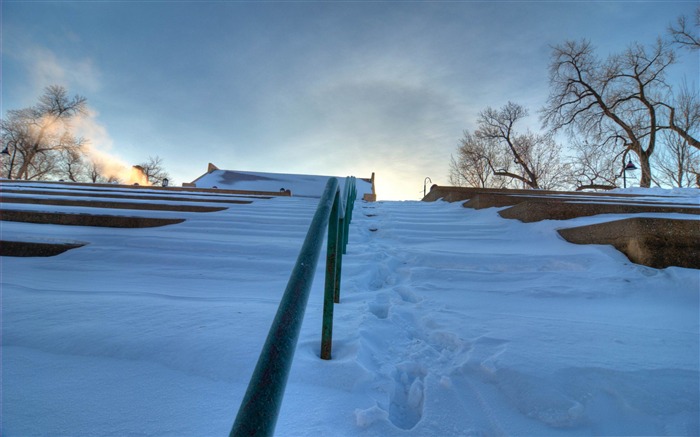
462 193 698 210
423 186 491 202
498 200 700 223
0 179 291 197
558 218 700 269
422 186 642 203
462 193 535 209
1 188 268 203
0 197 229 213
0 210 186 228
1 240 86 257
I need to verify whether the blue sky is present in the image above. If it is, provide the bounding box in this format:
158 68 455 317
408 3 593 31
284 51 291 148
2 1 698 199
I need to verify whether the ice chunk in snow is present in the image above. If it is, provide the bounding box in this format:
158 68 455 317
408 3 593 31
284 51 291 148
354 404 389 427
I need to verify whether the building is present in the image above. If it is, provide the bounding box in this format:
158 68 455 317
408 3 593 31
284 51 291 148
184 163 377 200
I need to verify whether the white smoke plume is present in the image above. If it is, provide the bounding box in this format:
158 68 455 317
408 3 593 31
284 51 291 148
72 108 151 186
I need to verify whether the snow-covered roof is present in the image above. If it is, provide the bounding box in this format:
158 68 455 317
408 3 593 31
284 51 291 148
188 165 375 199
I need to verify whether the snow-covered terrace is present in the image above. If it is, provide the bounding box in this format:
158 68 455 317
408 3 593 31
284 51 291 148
1 181 698 436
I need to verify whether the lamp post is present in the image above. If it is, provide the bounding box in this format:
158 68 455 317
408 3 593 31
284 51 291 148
1 143 18 179
423 177 432 198
622 159 637 189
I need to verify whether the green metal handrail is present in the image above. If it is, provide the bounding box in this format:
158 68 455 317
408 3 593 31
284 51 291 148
230 176 356 437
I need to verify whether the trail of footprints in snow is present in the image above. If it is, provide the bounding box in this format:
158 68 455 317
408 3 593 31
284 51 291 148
358 208 512 432
364 255 427 429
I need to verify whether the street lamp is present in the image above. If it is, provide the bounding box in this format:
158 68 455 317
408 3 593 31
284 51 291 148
622 159 637 188
423 177 432 197
1 143 17 179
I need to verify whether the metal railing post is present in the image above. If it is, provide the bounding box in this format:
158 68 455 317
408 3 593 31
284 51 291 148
334 177 352 301
346 177 352 245
321 190 340 360
333 216 344 304
342 177 355 254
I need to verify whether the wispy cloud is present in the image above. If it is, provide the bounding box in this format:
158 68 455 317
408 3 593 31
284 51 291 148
227 48 468 199
10 44 101 96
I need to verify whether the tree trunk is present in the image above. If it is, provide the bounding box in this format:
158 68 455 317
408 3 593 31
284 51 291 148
638 150 652 188
16 156 32 180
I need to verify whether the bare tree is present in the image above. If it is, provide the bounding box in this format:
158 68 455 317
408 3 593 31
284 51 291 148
137 156 170 186
524 133 571 190
1 85 87 180
87 161 104 183
472 102 567 189
85 160 121 184
653 130 700 187
58 144 86 182
542 39 677 188
564 139 626 190
662 9 700 152
449 131 509 188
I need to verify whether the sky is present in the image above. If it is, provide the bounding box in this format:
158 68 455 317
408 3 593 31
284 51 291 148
1 1 699 200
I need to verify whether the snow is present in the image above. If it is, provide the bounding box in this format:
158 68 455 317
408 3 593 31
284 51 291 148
190 169 374 199
1 183 698 436
611 187 700 199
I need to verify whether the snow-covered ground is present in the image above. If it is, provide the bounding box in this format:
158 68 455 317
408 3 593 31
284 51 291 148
1 184 698 436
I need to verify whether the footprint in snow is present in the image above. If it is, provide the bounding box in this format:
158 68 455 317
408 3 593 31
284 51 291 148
388 363 427 430
368 292 391 319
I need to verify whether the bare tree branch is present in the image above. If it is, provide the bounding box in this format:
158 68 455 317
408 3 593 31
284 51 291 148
669 7 700 50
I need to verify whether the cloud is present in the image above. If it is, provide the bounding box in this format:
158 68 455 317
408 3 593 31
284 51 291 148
246 66 466 199
201 41 472 199
38 48 100 93
9 44 101 97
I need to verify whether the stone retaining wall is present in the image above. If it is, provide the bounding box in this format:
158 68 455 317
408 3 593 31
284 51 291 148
422 185 699 270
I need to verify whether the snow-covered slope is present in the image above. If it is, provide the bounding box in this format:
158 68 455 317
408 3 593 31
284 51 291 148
1 184 698 436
